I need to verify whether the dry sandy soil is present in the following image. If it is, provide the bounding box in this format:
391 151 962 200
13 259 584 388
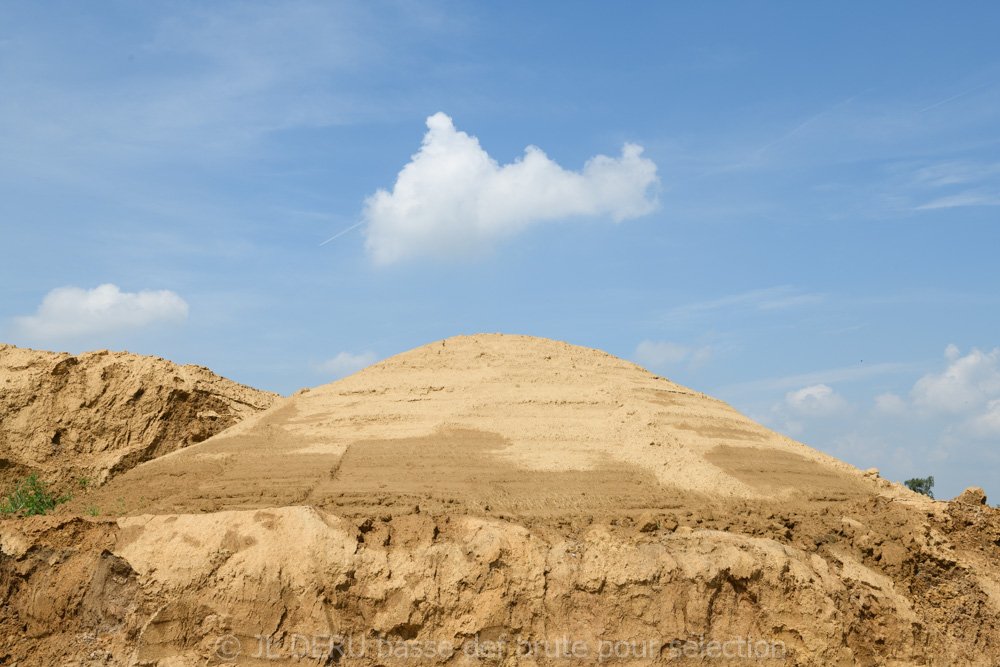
2 334 999 665
0 344 278 490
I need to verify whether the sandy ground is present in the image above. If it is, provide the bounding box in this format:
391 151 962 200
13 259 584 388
0 344 277 489
69 334 877 519
3 334 1000 665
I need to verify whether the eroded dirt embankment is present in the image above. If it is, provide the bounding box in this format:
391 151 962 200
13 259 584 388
2 491 1000 666
0 344 278 489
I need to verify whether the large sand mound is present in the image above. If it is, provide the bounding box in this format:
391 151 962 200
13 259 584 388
3 334 1000 665
74 334 876 517
0 344 278 489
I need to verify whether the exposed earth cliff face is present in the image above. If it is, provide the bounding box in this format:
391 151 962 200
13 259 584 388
1 335 999 666
0 344 279 489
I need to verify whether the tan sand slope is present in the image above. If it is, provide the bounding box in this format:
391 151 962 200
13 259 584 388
0 344 278 488
4 334 1000 665
77 334 879 517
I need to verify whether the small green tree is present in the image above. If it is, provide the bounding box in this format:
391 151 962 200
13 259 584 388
904 476 934 499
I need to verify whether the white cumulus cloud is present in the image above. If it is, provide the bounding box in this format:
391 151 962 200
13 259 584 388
911 345 1000 413
363 112 659 264
785 384 850 417
11 284 189 339
314 351 377 380
760 383 851 439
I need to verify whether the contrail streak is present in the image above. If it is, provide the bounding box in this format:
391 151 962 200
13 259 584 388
319 221 364 246
918 82 989 113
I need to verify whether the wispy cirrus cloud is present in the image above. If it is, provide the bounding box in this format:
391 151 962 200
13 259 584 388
915 189 1000 210
910 160 1000 187
0 1 426 188
895 159 1000 211
663 286 824 322
720 361 920 397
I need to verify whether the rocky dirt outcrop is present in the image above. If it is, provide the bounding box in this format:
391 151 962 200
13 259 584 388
4 497 1000 665
0 344 279 489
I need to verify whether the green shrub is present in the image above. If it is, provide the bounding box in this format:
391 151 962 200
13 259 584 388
904 476 934 499
0 474 72 516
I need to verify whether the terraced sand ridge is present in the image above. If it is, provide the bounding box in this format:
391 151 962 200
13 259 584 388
73 334 877 518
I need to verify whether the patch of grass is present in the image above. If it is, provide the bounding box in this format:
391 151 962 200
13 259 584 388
77 476 90 490
85 505 100 516
0 475 72 516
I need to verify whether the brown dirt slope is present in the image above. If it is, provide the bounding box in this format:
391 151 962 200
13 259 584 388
2 334 1000 666
0 344 279 490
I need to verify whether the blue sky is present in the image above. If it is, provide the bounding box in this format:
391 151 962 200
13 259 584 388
2 1 999 500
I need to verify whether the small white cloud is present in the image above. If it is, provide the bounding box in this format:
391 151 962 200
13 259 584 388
634 340 690 368
873 392 908 416
314 351 377 380
759 383 850 439
911 345 1000 413
785 384 849 417
363 112 659 264
11 283 188 339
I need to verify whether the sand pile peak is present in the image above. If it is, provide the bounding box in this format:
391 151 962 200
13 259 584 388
78 333 882 518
